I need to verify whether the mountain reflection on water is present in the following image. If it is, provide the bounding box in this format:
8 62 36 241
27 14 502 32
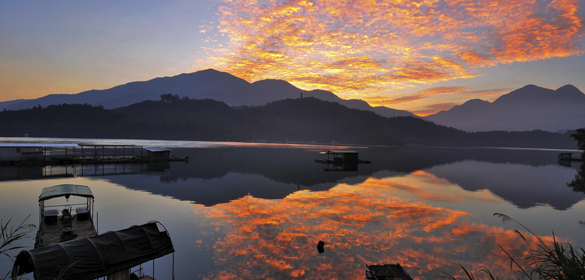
97 147 583 210
1 144 584 279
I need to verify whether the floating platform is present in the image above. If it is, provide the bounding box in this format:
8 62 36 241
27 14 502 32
366 264 413 280
315 150 371 172
558 152 584 162
314 158 371 164
0 143 188 166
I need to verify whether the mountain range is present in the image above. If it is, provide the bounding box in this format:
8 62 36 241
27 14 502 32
1 69 583 132
0 69 414 118
0 97 576 148
424 84 585 132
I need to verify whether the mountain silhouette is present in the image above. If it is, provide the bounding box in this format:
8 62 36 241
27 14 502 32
4 69 583 131
424 84 585 132
4 69 413 118
0 97 576 148
252 79 415 117
0 99 27 111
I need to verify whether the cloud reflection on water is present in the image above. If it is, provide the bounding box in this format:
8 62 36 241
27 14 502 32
191 171 553 279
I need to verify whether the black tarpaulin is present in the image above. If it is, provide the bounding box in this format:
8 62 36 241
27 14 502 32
12 222 174 280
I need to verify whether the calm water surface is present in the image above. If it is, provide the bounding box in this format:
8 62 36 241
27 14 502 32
1 138 584 279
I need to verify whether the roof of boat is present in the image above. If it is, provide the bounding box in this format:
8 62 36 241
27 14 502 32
12 222 174 280
39 184 93 201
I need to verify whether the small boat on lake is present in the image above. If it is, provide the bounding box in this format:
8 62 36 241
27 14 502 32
34 184 96 248
366 263 413 280
14 221 174 280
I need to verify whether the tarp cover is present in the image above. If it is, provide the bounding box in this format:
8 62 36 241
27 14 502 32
12 222 174 280
38 184 94 201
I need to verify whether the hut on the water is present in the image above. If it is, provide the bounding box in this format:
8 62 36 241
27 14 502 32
144 147 171 161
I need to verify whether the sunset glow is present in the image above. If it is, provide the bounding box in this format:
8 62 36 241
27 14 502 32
192 0 584 113
0 1 583 114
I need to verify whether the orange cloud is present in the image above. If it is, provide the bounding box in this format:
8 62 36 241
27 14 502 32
364 86 470 106
412 102 462 116
364 86 512 115
195 0 584 101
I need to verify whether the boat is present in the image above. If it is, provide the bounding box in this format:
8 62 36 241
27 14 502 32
13 222 175 280
34 184 96 248
366 263 413 280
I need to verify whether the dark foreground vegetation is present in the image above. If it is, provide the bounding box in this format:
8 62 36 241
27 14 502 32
0 96 577 148
445 213 585 280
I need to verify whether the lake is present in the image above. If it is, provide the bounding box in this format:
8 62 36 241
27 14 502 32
1 138 584 279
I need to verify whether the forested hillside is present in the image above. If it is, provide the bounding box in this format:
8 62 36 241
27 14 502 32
0 97 577 148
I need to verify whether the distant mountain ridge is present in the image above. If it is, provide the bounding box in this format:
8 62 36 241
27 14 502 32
0 97 576 149
252 79 416 118
1 69 414 118
423 84 585 132
2 69 583 132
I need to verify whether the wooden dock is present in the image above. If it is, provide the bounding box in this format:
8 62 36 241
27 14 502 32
0 143 188 166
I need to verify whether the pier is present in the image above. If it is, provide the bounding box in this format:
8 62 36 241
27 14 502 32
0 162 171 182
0 143 188 166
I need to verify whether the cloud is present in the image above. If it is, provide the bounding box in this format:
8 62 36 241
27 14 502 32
364 86 471 106
363 86 513 115
194 0 585 99
412 102 462 116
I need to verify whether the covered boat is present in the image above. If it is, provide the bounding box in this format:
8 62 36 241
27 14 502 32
12 222 175 280
35 184 96 248
366 263 413 280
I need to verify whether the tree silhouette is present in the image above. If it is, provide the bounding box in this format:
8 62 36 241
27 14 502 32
570 128 585 159
568 163 585 192
160 93 180 102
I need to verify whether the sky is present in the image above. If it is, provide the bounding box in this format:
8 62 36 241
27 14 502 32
0 0 584 116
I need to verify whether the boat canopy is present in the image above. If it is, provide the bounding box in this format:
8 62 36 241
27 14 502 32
39 184 94 202
12 222 174 280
